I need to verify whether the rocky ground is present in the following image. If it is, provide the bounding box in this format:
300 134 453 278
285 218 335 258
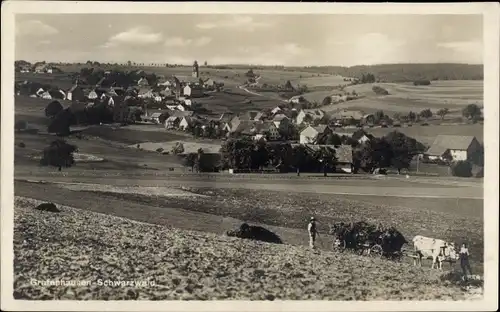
13 197 482 300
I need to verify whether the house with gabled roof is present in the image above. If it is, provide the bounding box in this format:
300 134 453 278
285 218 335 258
137 77 149 87
425 135 481 162
296 109 325 126
300 124 332 144
252 121 280 141
273 114 291 130
67 85 85 102
183 84 204 98
138 88 154 99
330 109 365 124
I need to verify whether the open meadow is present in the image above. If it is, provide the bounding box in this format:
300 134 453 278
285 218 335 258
323 80 483 116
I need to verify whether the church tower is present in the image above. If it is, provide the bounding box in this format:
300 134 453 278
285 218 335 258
192 60 199 78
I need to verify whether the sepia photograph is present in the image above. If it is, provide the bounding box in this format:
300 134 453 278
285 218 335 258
1 1 498 311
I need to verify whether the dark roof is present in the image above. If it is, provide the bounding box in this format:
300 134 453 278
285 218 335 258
273 114 289 121
426 135 477 156
171 110 194 118
313 125 329 134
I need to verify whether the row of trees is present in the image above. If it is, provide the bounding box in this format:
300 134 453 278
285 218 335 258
77 68 159 88
218 130 425 174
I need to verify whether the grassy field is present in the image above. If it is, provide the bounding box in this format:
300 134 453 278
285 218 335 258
14 197 481 300
326 80 483 116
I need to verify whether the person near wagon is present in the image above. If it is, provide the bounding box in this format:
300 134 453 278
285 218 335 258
459 242 473 280
308 217 318 249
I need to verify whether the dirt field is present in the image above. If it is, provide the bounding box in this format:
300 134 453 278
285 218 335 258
14 197 481 300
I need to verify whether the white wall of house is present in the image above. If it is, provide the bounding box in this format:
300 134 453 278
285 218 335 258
179 118 190 130
88 91 98 99
41 92 52 100
450 149 468 161
299 126 319 144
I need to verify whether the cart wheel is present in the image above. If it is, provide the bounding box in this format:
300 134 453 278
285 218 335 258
370 244 383 258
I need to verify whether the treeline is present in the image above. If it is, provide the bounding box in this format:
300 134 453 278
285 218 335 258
218 131 426 174
290 63 483 82
77 68 159 88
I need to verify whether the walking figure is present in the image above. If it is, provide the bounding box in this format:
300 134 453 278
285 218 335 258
459 243 473 280
308 217 318 249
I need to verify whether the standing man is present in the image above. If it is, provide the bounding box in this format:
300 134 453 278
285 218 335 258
308 217 318 249
459 242 473 280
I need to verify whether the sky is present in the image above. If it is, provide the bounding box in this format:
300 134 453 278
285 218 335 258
15 14 483 67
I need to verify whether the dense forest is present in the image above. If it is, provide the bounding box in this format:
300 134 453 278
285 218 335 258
288 63 483 82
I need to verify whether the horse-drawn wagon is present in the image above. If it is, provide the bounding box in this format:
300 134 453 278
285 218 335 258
329 221 409 260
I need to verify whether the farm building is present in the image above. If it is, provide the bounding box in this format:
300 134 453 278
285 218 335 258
273 114 291 130
300 144 354 173
334 131 372 145
165 116 181 129
252 121 280 141
149 111 170 124
179 116 204 131
240 110 266 122
67 85 85 102
86 89 99 100
108 95 124 107
137 88 153 99
330 109 365 124
34 64 48 73
183 84 204 98
35 88 45 97
40 91 52 100
137 77 149 87
425 135 482 162
296 109 325 126
271 106 282 115
300 125 332 144
203 78 215 88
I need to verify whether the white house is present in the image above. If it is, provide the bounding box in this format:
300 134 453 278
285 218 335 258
41 91 52 100
300 125 332 144
184 99 192 106
273 114 290 130
137 77 149 87
153 94 163 102
36 88 45 97
271 106 282 115
183 84 204 98
425 135 482 161
252 121 280 141
296 109 325 125
87 90 98 100
165 116 181 129
138 88 154 99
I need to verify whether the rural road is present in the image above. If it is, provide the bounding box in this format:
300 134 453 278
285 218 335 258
14 173 483 199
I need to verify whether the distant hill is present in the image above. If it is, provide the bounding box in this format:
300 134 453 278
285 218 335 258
288 63 484 83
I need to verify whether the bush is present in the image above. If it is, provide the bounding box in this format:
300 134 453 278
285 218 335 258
451 160 473 177
156 147 164 153
15 120 27 131
47 108 74 136
45 101 64 118
413 80 431 86
18 142 26 148
40 139 77 171
372 85 389 95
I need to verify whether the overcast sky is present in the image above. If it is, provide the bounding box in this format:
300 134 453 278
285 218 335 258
15 14 483 66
